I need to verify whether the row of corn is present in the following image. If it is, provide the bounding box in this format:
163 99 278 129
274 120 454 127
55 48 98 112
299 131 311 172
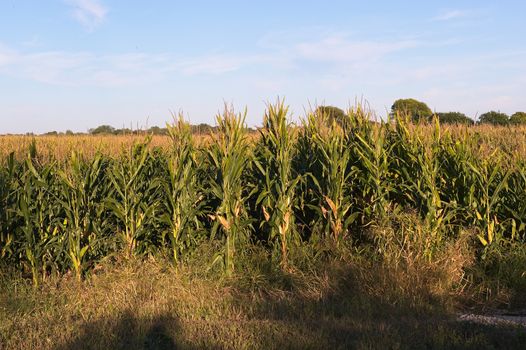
1 101 525 285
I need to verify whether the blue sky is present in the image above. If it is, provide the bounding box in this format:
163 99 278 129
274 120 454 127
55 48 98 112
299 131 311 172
0 0 525 133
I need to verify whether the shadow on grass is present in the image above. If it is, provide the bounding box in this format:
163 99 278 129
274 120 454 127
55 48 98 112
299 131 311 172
53 312 184 350
53 266 526 350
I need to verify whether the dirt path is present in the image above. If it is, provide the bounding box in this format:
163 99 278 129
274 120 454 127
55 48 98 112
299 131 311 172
458 312 526 327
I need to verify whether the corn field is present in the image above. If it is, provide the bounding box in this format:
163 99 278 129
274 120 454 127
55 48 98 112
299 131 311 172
1 102 526 285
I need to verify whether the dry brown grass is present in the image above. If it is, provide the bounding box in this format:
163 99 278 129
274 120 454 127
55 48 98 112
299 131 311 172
2 247 525 350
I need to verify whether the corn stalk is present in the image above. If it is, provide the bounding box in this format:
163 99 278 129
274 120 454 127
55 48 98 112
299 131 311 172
16 154 61 286
58 152 106 280
0 152 17 260
307 110 357 245
207 106 253 276
255 101 301 269
106 139 157 257
161 115 203 266
467 153 510 248
353 119 393 224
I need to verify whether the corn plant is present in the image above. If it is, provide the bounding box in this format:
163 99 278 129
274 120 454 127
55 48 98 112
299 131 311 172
15 155 61 286
467 153 510 248
293 111 325 240
346 108 394 227
105 139 158 257
255 101 301 269
307 110 357 245
207 106 253 276
436 130 476 227
501 161 526 240
0 152 17 260
409 118 454 258
58 152 106 280
160 116 204 266
388 114 423 207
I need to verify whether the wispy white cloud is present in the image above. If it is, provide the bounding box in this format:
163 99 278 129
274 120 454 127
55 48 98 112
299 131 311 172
176 53 293 75
0 33 420 87
293 35 418 63
0 46 169 86
21 35 42 48
177 54 246 75
0 52 13 66
0 44 17 66
1 25 525 132
64 0 108 31
2 30 523 121
432 10 467 21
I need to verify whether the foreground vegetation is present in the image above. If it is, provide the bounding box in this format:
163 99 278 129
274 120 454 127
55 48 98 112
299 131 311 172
1 101 526 348
2 250 526 350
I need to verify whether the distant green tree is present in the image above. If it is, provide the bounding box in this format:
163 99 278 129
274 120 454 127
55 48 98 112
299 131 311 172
191 123 215 134
43 131 58 136
510 112 526 125
315 106 347 126
436 112 474 125
148 126 168 135
391 98 433 122
478 111 509 126
113 128 133 135
65 130 74 135
89 125 116 135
